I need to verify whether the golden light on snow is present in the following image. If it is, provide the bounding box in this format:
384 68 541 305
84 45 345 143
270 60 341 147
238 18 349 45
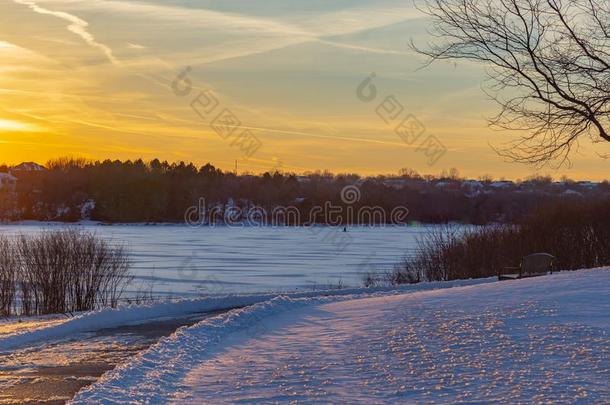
0 318 64 337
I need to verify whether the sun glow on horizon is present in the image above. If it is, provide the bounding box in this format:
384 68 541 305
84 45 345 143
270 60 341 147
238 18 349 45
0 118 39 132
0 1 607 180
0 41 17 49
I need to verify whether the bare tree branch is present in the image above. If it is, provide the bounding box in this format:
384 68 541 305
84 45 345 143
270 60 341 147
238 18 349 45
413 0 610 166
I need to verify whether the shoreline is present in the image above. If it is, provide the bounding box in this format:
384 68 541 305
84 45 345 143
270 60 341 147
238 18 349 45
1 220 467 227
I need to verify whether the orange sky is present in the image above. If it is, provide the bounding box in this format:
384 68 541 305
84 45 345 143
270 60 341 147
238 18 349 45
0 1 608 180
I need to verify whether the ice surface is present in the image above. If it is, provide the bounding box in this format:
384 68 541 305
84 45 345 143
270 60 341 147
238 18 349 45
0 224 452 296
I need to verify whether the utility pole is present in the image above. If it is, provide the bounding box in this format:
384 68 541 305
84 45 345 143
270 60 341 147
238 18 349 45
234 160 238 174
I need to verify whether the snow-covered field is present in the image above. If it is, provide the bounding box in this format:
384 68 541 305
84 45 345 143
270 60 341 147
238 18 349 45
0 224 452 296
72 268 610 404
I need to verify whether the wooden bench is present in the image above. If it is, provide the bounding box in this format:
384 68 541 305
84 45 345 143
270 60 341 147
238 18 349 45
498 253 555 281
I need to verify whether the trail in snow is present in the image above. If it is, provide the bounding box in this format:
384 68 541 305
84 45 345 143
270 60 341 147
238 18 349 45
0 312 223 404
0 278 492 353
0 278 491 402
72 269 610 404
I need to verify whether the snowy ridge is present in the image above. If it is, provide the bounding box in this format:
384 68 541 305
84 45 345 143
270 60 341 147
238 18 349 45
70 295 330 404
0 278 494 352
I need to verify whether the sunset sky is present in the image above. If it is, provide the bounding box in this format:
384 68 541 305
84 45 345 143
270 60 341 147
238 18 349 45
0 0 608 179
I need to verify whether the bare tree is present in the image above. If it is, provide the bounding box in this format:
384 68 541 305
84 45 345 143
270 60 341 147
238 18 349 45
413 0 610 165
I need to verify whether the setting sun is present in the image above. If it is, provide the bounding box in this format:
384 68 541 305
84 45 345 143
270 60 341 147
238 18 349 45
0 118 37 132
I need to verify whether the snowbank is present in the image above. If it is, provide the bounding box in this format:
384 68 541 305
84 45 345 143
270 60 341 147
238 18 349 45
0 278 493 352
71 296 328 403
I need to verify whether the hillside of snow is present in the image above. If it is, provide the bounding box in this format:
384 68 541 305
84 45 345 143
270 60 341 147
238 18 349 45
71 268 609 404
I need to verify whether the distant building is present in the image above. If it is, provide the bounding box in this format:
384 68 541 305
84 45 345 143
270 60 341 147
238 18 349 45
0 173 18 219
383 178 408 189
2 162 47 199
462 180 484 188
0 173 17 192
462 180 484 198
562 189 584 197
11 161 46 173
576 181 598 190
434 181 461 191
490 181 514 189
296 176 311 183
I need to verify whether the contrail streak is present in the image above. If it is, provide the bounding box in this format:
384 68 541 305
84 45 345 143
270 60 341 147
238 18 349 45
13 0 119 65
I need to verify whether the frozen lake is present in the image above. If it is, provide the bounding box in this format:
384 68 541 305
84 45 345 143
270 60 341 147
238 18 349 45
0 224 450 297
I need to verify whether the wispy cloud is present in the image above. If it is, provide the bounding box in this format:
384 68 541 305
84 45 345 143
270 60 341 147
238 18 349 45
232 124 411 148
54 0 422 66
13 0 120 65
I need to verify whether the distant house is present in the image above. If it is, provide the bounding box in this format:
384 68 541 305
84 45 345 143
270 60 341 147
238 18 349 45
8 162 46 189
462 180 484 198
11 161 46 173
3 162 46 198
0 172 18 219
576 181 598 190
562 189 584 197
489 181 514 189
550 181 567 188
462 180 484 189
434 181 461 191
296 176 311 183
0 173 17 192
383 178 408 190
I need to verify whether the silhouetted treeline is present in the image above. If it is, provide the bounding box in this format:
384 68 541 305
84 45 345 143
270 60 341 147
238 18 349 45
1 158 609 224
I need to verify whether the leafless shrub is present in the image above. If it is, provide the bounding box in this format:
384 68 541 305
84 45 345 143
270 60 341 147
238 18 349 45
387 259 425 285
15 229 132 315
405 225 522 281
125 279 156 306
0 236 17 317
310 278 347 291
387 199 610 284
362 271 382 288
